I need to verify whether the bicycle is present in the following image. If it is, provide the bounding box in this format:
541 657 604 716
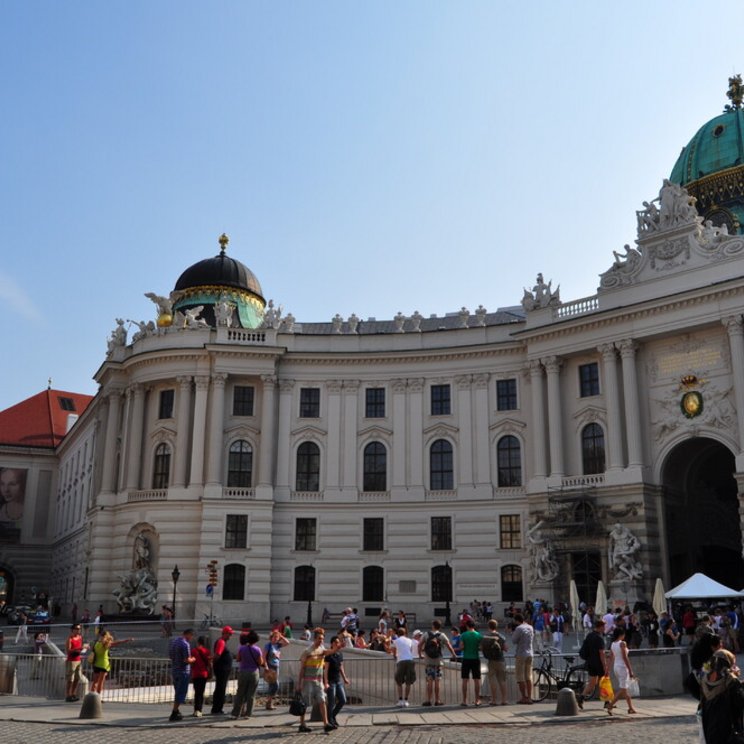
530 648 597 702
199 612 222 631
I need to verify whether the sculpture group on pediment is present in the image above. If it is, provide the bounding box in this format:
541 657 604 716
521 273 561 311
184 306 209 328
636 180 700 237
128 319 157 343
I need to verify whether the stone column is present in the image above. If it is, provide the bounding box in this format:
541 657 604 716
543 356 564 477
206 373 228 485
408 378 424 487
173 376 192 487
392 379 407 488
456 375 474 486
125 383 145 491
619 339 643 468
725 316 744 454
101 389 122 493
342 381 359 488
326 381 342 488
189 375 210 486
276 379 295 489
599 343 624 470
529 361 547 477
473 374 490 485
257 375 276 486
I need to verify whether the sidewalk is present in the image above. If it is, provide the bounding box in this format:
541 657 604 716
0 694 699 729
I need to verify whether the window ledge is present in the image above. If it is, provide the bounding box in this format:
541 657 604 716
359 549 389 555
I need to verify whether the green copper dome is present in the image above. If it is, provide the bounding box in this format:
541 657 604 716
670 110 744 185
668 76 744 234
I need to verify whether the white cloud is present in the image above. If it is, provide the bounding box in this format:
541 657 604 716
0 273 43 322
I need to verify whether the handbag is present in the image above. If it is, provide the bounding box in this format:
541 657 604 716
289 693 307 717
264 668 278 685
599 675 614 701
627 676 640 697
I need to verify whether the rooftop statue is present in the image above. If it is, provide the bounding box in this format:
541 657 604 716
144 292 175 318
214 296 235 328
106 318 127 354
184 306 209 329
521 273 561 312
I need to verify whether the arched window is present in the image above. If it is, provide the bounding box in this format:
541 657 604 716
152 443 170 489
430 439 454 491
501 564 523 602
363 442 387 492
294 565 315 601
363 566 384 602
296 442 320 492
431 564 453 602
223 563 245 601
497 435 522 487
581 423 606 475
228 440 253 487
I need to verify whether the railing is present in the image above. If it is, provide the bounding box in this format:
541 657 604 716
222 487 256 500
225 329 267 344
290 491 323 501
358 491 391 502
561 474 605 487
425 490 457 501
553 295 599 320
127 489 168 502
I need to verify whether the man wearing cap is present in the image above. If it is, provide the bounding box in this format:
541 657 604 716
577 619 608 709
64 624 87 702
210 626 234 715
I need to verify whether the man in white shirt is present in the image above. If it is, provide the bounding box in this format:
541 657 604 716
602 610 615 639
390 627 418 707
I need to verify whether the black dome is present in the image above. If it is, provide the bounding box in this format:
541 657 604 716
174 252 264 300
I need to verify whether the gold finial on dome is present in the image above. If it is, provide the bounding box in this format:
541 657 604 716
725 74 743 112
218 233 230 255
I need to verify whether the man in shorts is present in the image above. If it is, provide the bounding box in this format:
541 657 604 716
460 619 483 706
391 627 417 707
577 618 608 709
419 620 456 706
511 613 535 704
481 619 508 705
297 627 335 733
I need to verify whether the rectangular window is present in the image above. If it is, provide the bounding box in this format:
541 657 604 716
58 397 76 412
295 518 317 551
431 384 451 415
431 516 452 551
299 387 320 418
225 514 248 549
499 514 521 549
363 518 384 551
579 362 600 397
158 389 174 419
496 379 518 411
233 385 255 416
365 387 386 418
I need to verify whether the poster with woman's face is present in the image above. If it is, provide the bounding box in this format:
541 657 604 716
0 468 26 532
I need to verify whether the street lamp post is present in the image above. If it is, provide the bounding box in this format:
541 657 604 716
445 561 452 628
171 565 180 629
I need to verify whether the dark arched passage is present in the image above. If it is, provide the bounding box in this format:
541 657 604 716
662 437 743 588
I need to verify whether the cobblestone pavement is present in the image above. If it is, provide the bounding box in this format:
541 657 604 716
3 717 699 743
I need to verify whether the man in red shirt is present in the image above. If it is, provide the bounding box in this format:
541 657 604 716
210 626 234 715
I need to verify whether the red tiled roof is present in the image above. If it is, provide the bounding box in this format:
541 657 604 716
0 389 94 448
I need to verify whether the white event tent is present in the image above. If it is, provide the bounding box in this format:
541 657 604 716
664 572 743 600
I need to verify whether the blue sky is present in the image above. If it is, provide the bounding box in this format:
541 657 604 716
1 1 743 410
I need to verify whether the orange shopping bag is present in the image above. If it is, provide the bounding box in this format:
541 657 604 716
599 675 614 701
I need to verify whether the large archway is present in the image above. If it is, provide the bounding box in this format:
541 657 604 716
662 437 743 588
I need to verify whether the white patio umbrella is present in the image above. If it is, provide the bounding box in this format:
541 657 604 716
652 577 667 617
569 579 581 628
595 580 608 616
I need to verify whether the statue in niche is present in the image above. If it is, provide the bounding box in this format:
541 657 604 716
527 520 559 583
112 531 158 614
608 523 643 581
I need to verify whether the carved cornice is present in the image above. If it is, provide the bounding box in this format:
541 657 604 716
598 343 617 360
455 374 472 390
289 424 327 439
194 375 211 390
343 380 360 393
392 378 407 394
407 378 425 393
473 373 490 389
211 372 228 387
261 374 277 387
326 380 343 394
724 315 744 337
279 379 296 392
176 376 192 387
542 356 562 374
617 339 637 357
